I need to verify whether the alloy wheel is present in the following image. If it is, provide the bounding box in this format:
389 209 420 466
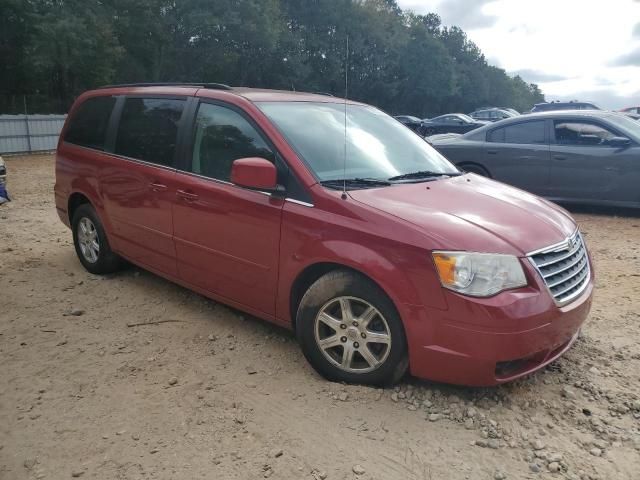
77 217 100 263
314 296 392 373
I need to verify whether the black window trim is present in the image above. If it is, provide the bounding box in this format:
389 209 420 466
549 117 634 147
179 97 313 205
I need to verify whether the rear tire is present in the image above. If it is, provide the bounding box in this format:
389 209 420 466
296 270 408 386
72 204 123 274
460 163 491 177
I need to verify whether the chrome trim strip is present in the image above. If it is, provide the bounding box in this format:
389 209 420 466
285 198 314 208
175 170 274 197
554 264 591 306
64 142 178 173
175 169 233 186
543 250 587 280
104 152 176 172
525 228 580 257
553 265 589 297
528 230 591 307
534 238 584 268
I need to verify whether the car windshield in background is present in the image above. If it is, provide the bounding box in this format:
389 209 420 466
258 102 458 183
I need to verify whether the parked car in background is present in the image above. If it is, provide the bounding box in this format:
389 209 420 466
475 106 520 116
421 114 487 135
55 83 593 387
501 107 521 116
393 115 423 133
469 108 517 122
430 110 640 208
620 106 640 115
621 111 640 121
531 101 600 113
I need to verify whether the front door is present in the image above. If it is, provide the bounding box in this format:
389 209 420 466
173 101 284 316
548 119 632 202
100 96 187 276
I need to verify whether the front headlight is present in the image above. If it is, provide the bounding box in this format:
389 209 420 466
432 252 527 297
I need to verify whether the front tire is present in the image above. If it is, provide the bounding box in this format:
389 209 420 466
72 204 123 274
296 270 408 386
460 163 491 177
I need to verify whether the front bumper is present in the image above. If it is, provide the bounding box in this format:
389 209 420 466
403 260 594 386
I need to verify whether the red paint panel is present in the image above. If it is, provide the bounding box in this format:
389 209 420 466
172 172 283 316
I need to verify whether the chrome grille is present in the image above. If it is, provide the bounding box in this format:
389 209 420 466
529 231 590 306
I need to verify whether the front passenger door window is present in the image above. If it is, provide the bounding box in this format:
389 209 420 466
191 103 275 181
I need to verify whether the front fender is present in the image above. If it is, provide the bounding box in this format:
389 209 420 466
276 235 448 326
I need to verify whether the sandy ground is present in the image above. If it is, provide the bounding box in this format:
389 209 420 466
1 154 639 480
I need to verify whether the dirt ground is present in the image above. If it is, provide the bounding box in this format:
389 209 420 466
1 154 639 480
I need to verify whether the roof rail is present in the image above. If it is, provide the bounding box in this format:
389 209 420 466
97 82 233 90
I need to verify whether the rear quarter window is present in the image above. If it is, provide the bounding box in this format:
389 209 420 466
64 96 117 150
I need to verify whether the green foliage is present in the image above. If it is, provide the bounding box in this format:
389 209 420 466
0 0 545 114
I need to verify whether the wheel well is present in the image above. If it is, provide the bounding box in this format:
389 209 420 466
459 162 491 178
67 193 91 223
289 262 386 331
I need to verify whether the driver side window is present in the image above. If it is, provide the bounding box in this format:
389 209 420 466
553 121 619 147
191 103 275 181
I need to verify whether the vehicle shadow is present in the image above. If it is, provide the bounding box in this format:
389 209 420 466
557 203 640 218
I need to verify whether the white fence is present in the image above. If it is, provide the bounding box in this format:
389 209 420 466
0 115 67 154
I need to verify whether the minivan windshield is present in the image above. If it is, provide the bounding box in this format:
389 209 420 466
257 102 458 182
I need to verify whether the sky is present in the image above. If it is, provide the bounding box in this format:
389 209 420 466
397 0 640 110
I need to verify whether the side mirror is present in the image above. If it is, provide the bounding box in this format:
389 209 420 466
607 136 631 148
231 157 281 192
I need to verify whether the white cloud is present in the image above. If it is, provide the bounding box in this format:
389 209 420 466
397 0 640 109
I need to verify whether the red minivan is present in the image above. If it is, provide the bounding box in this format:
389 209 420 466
54 84 594 386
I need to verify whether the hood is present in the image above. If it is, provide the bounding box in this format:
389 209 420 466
349 174 576 256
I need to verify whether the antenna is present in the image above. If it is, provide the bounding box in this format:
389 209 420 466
342 35 349 200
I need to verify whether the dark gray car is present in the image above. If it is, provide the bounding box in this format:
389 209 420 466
430 110 640 208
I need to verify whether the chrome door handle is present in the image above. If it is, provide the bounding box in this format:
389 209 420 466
149 182 168 192
176 189 199 202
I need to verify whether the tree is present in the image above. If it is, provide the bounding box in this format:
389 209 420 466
0 0 545 114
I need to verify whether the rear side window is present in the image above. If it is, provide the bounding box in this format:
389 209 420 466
115 97 185 166
489 121 545 144
64 96 116 150
487 127 505 142
190 103 275 181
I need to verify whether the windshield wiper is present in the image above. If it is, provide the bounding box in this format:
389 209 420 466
388 171 463 182
320 178 392 189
